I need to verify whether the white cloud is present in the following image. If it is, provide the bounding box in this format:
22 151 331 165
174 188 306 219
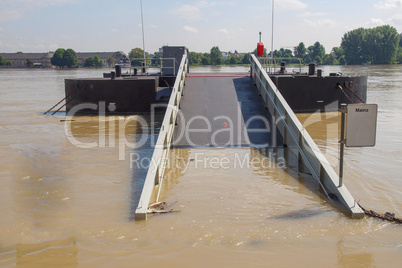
171 4 202 21
374 0 402 9
0 27 3 32
276 0 308 10
183 25 198 33
217 28 229 34
367 18 386 26
149 24 158 29
171 0 220 21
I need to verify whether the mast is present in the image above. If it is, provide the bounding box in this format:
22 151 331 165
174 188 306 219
271 0 274 59
140 0 146 60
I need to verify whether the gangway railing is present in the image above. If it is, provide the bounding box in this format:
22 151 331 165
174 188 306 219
258 57 302 74
129 58 177 76
135 51 188 220
250 54 364 218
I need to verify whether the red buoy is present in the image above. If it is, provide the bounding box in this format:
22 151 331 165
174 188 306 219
257 42 264 57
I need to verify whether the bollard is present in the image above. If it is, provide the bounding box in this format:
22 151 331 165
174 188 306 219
309 63 315 75
115 65 121 77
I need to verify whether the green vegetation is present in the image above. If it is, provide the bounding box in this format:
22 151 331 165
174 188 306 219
51 48 78 68
84 55 103 67
107 56 115 67
128 48 149 66
187 25 402 66
341 25 400 65
25 58 33 68
0 56 11 66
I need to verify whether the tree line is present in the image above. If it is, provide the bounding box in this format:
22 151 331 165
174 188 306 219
50 48 115 68
189 25 402 66
45 24 402 68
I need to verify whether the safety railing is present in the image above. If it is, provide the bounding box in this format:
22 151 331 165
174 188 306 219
258 57 302 74
135 51 188 220
250 54 364 218
129 58 176 76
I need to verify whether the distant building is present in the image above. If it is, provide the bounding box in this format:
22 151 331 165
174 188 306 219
76 51 130 67
0 51 130 68
0 52 53 68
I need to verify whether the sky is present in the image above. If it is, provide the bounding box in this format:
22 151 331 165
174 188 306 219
1 0 402 55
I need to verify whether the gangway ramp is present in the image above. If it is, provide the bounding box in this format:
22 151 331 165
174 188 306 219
173 74 274 148
135 52 364 220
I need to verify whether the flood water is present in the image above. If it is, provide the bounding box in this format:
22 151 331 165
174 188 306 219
0 66 401 267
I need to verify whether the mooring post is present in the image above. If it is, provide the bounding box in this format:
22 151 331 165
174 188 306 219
339 103 347 187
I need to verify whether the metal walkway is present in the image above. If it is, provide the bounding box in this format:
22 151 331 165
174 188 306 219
173 75 273 148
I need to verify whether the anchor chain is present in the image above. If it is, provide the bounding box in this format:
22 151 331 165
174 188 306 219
358 203 402 224
337 82 365 104
345 83 365 103
337 84 353 103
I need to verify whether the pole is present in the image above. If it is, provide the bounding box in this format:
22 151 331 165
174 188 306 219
339 103 347 187
271 0 274 59
140 0 146 67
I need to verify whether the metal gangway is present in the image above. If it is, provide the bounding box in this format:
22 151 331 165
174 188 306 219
134 53 364 220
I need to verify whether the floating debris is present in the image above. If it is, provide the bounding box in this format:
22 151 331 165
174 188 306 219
147 201 180 214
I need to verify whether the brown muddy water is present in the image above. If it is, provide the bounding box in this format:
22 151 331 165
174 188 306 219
0 66 401 267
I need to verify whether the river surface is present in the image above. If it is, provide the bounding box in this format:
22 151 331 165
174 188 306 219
0 66 401 267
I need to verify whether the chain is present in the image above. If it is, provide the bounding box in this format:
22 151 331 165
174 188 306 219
358 203 402 224
337 84 353 103
345 84 365 103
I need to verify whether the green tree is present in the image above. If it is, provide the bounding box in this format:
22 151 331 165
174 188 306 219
0 56 10 66
227 56 238 65
62 48 77 67
294 42 306 61
342 25 399 64
314 55 322 64
370 25 399 64
341 27 367 65
51 48 65 67
242 53 251 64
201 53 211 65
308 42 325 62
210 46 223 65
129 48 149 66
129 47 148 59
339 55 346 65
322 53 337 65
93 55 103 67
189 52 202 65
107 56 116 67
332 47 344 61
84 57 94 67
26 59 33 68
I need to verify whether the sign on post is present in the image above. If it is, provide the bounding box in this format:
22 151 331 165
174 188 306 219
346 104 378 147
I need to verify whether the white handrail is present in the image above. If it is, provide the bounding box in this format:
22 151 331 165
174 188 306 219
250 54 364 218
135 52 188 220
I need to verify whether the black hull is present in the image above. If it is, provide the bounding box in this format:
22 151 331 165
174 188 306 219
269 75 367 113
